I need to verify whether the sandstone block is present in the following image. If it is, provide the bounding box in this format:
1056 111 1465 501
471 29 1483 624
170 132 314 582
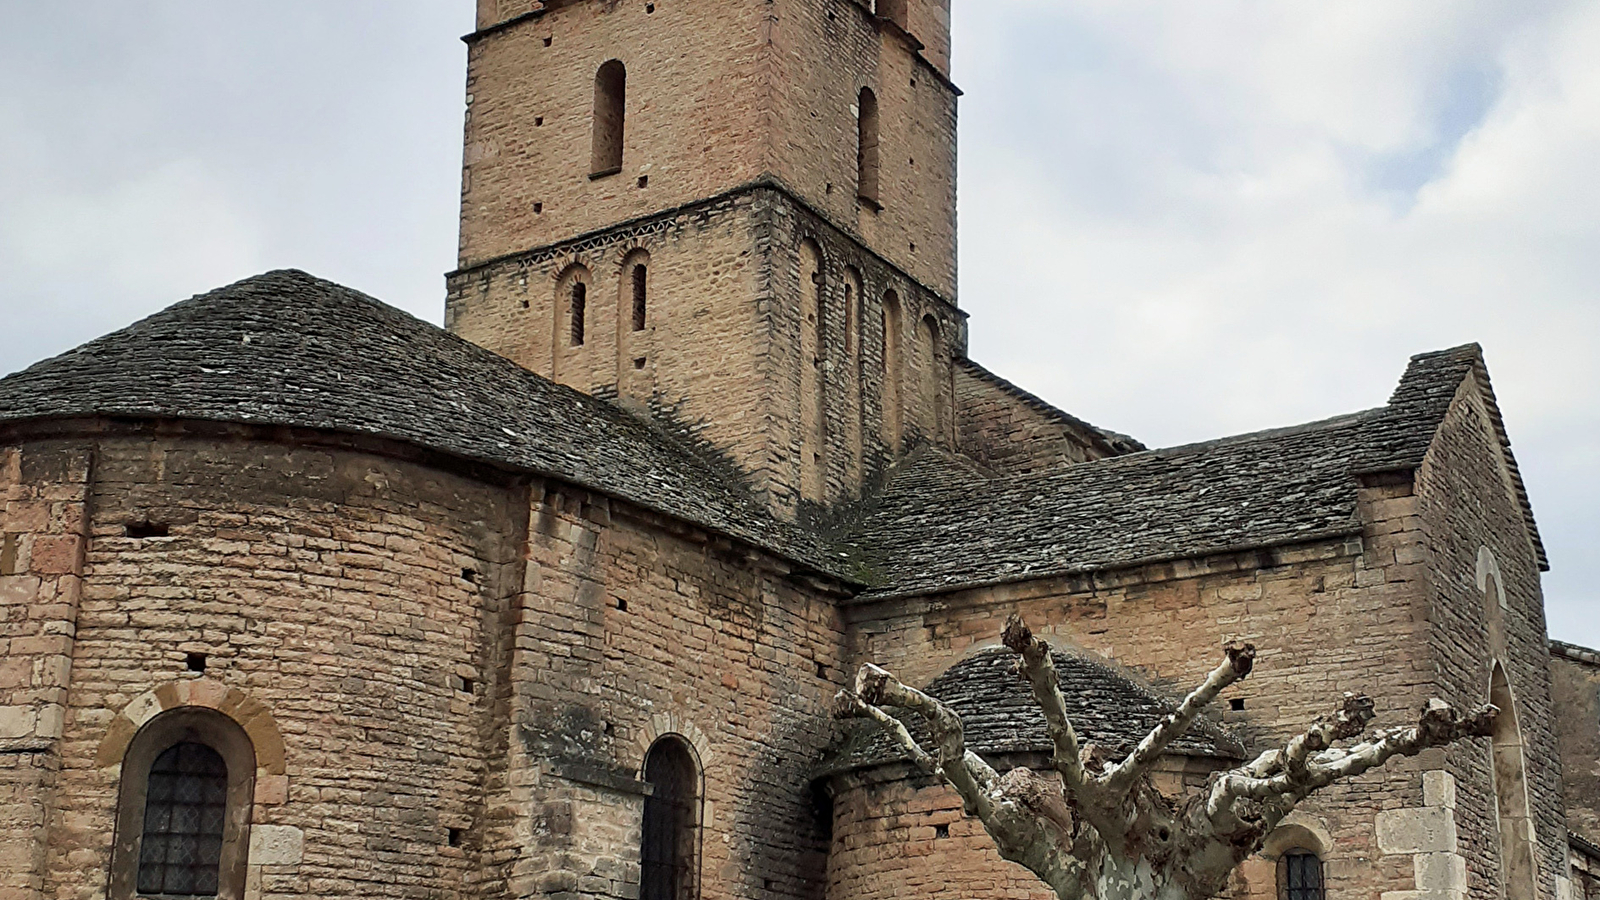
248 825 304 866
0 705 38 739
1375 806 1457 855
1422 770 1456 809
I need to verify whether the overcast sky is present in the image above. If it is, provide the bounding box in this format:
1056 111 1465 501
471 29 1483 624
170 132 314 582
1 2 1595 645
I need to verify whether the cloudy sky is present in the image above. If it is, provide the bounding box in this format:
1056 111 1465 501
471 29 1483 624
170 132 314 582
1 3 1595 644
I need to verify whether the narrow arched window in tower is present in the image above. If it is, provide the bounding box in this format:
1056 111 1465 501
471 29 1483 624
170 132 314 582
592 60 626 176
138 743 229 896
844 267 865 489
1490 661 1538 900
881 290 903 449
877 0 908 28
918 314 945 442
857 88 881 208
642 737 700 900
799 240 827 501
570 281 588 346
1278 850 1325 900
632 263 648 332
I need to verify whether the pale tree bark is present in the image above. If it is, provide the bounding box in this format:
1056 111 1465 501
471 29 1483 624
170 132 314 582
834 615 1496 900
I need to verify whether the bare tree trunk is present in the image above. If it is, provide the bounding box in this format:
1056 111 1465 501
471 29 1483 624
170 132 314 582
834 615 1496 900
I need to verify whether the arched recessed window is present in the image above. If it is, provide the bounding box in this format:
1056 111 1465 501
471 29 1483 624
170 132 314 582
857 88 880 208
592 60 626 176
844 267 862 358
642 737 700 900
799 240 827 501
881 289 903 448
110 709 256 900
918 314 945 440
1278 850 1325 900
877 0 908 28
631 263 649 332
570 281 588 346
1490 661 1538 900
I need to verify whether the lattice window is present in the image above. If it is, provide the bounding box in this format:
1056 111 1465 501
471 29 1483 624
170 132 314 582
137 742 228 898
1280 851 1325 900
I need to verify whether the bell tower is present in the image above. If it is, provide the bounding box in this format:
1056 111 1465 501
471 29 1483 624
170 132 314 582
446 0 964 515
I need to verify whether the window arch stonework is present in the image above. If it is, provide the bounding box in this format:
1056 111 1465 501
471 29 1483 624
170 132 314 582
109 708 257 900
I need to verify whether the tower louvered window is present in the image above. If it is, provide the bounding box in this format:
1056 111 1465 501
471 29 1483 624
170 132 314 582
137 742 229 897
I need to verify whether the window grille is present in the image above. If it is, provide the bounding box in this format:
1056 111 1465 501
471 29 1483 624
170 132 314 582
137 742 229 898
1281 851 1324 900
642 740 698 900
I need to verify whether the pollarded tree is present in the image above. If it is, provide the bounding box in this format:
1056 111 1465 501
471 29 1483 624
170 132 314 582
834 615 1495 900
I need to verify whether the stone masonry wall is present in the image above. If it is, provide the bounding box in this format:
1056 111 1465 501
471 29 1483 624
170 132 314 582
954 361 1118 476
33 433 524 900
768 0 958 297
838 487 1441 900
762 193 963 511
459 0 769 271
447 188 963 515
0 442 90 900
448 192 778 504
1416 374 1568 900
1549 644 1600 848
461 0 958 299
826 757 1220 900
482 478 847 900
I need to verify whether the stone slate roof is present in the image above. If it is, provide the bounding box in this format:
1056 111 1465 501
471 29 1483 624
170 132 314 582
841 343 1544 601
0 271 1541 597
1551 640 1600 668
957 359 1146 457
0 270 852 580
818 646 1243 776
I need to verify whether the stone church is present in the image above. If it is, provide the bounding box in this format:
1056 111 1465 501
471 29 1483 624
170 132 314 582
1 3 1595 900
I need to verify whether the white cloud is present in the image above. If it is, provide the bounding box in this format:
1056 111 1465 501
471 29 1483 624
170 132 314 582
0 3 1593 643
1 158 262 300
956 0 1600 642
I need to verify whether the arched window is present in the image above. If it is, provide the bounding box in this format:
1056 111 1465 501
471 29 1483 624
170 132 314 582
570 280 588 346
642 737 700 900
918 314 946 441
592 60 626 176
799 240 827 501
1490 661 1538 900
857 88 880 208
877 0 908 28
631 263 648 332
881 290 903 448
843 267 862 358
1278 850 1325 900
110 709 256 900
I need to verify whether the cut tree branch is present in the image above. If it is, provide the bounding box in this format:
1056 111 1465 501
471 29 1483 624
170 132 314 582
1003 614 1090 793
1207 696 1496 817
1104 641 1256 796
